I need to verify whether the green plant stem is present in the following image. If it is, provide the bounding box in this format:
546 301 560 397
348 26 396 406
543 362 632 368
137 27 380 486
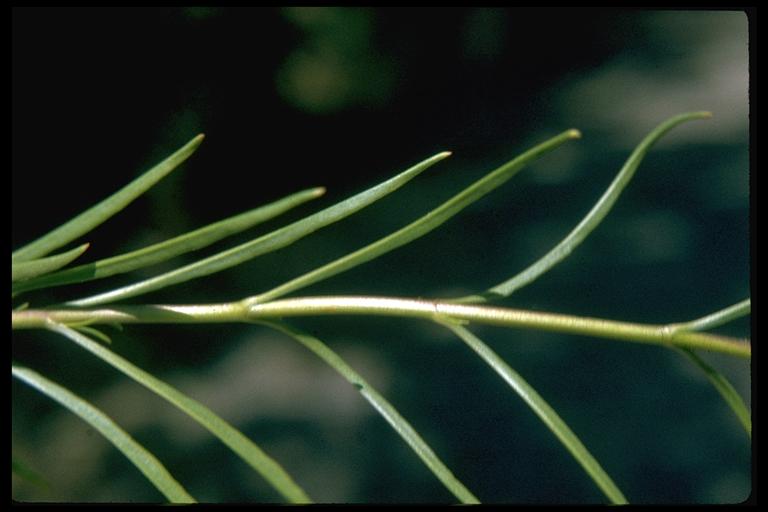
11 296 750 358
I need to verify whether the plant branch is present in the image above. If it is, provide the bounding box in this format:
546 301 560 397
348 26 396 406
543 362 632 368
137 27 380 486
11 296 750 358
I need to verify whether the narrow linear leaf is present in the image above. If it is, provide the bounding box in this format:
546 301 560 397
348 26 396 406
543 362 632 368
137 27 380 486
13 187 325 295
669 300 751 433
12 243 90 283
11 364 195 503
260 319 480 504
668 298 751 333
45 321 311 504
12 134 204 263
439 320 628 505
454 111 712 304
248 129 581 305
676 347 751 437
67 152 450 306
73 325 113 344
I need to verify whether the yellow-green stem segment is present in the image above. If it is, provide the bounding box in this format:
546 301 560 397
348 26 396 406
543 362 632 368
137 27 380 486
11 296 750 358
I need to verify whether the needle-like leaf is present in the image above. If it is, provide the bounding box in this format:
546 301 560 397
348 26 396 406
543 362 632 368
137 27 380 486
261 319 480 504
438 320 628 505
12 134 204 264
12 364 196 503
675 348 751 438
668 300 751 438
668 298 751 333
12 188 325 295
46 321 312 503
67 152 450 306
453 111 712 304
12 243 90 283
247 129 581 305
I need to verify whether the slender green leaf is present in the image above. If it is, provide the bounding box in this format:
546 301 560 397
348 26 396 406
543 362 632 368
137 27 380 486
12 134 204 263
260 319 480 504
676 348 751 437
669 300 751 433
439 320 628 505
67 152 451 306
73 325 113 344
12 364 195 503
13 188 325 295
453 111 713 304
247 129 581 305
668 298 751 333
12 243 90 283
45 321 312 503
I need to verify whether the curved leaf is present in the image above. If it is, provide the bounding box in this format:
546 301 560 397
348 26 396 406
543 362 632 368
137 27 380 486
668 298 751 333
12 243 90 283
12 364 196 503
247 129 581 305
12 134 204 263
13 188 325 295
46 321 312 503
261 319 480 504
438 321 628 505
68 152 450 306
453 111 712 303
676 348 751 437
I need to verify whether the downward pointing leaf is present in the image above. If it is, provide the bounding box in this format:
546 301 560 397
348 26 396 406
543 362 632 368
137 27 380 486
440 321 628 505
46 321 311 503
12 364 196 503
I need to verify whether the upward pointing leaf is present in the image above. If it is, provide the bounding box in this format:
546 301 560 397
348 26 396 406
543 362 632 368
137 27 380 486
67 151 450 306
11 243 90 283
12 187 325 295
12 134 205 264
454 111 712 304
247 129 580 305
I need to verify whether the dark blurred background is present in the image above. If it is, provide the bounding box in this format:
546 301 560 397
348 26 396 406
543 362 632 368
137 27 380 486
12 7 751 503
